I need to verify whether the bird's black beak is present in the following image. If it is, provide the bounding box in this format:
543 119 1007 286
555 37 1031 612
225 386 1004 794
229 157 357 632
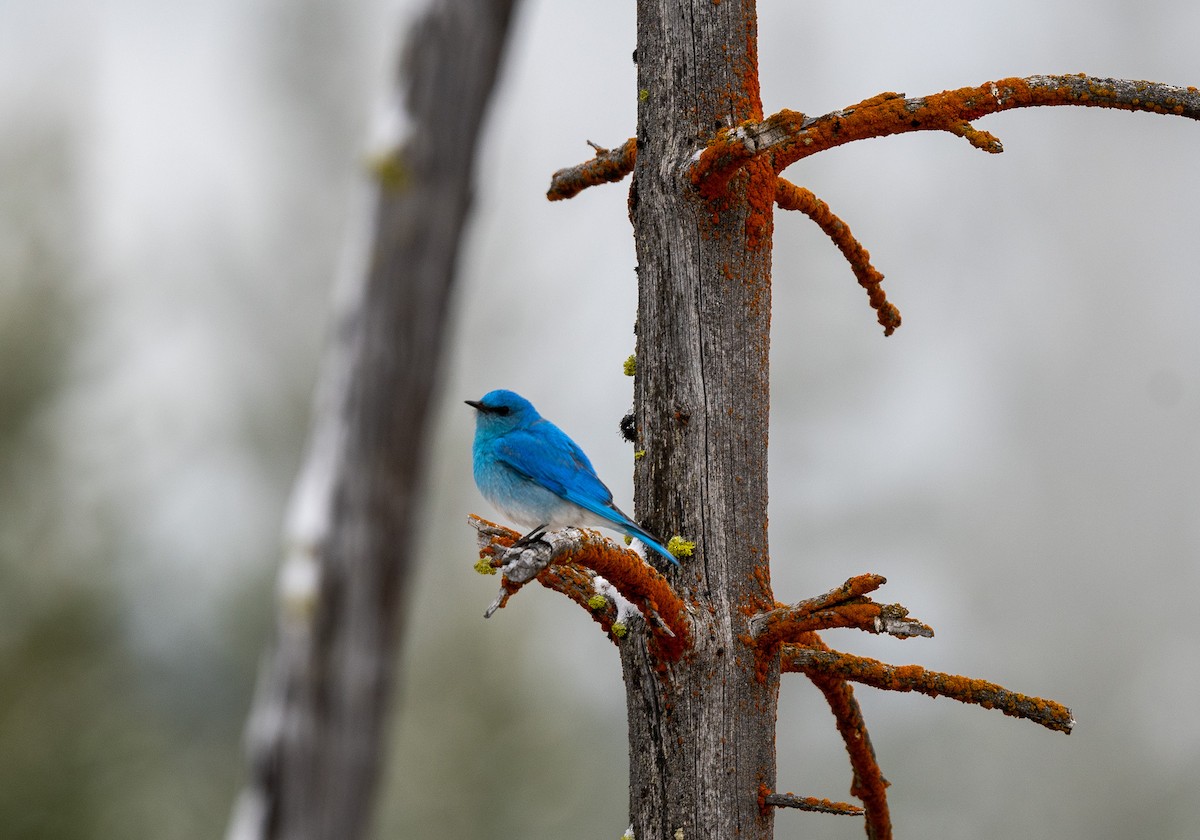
465 399 485 411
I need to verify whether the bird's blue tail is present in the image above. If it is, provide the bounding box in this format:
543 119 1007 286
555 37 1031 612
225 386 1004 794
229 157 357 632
626 525 679 566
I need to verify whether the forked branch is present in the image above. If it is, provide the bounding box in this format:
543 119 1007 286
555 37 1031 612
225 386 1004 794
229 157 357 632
548 76 1200 202
751 573 934 647
754 578 912 837
765 572 1073 838
798 632 892 840
547 74 1200 339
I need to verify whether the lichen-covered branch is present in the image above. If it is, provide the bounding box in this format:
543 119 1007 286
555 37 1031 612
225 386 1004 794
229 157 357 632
751 574 885 633
750 573 933 647
761 602 934 646
775 178 902 336
690 108 808 197
529 562 658 644
759 789 864 816
547 137 637 201
468 515 690 656
794 632 892 840
692 75 1200 188
784 646 1076 734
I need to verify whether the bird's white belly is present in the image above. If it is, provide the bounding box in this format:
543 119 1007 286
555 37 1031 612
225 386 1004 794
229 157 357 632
482 471 611 533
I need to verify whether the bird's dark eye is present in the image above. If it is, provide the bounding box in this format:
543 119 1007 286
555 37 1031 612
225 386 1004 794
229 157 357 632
492 406 511 417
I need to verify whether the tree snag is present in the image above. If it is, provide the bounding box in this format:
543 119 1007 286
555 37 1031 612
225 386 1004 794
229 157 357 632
472 6 1200 840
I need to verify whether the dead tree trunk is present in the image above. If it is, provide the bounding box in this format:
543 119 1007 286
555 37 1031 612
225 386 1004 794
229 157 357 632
481 3 1200 837
226 2 517 839
626 2 778 838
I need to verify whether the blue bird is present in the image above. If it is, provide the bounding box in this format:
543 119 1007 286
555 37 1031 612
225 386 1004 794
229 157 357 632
467 389 678 565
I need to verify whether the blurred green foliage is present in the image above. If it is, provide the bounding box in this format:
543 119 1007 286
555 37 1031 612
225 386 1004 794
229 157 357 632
0 118 247 840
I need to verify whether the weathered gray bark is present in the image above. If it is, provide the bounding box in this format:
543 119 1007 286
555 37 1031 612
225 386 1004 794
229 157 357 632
627 1 779 838
225 2 517 839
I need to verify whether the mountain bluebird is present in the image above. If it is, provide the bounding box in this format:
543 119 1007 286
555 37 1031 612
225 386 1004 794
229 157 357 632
467 389 678 565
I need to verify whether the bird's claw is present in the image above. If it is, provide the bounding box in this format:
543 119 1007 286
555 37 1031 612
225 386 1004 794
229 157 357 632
511 524 551 550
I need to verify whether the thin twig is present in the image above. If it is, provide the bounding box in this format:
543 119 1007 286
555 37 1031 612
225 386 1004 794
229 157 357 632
775 179 901 335
762 792 864 816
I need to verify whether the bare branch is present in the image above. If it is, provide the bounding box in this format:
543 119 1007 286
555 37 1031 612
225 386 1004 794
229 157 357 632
547 137 637 201
775 179 901 336
691 75 1200 188
784 646 1076 734
761 791 864 816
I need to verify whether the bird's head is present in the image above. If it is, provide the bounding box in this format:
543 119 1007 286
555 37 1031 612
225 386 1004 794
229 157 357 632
465 389 540 435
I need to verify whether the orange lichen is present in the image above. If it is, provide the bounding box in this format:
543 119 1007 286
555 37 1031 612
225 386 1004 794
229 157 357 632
775 178 901 335
785 646 1074 734
845 91 905 110
792 632 892 837
750 562 772 600
769 75 1200 174
681 76 1200 206
471 516 690 658
547 137 637 201
739 10 764 122
569 539 691 659
690 127 757 199
756 782 770 813
949 120 1004 152
538 562 624 638
752 573 893 647
759 783 864 816
755 600 927 649
742 156 776 251
749 574 928 693
690 109 807 200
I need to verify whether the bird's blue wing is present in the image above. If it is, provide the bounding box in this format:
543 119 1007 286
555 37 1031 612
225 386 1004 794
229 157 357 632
494 419 679 566
493 421 615 508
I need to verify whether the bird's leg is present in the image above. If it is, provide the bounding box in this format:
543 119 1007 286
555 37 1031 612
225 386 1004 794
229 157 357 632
500 524 556 583
512 524 550 549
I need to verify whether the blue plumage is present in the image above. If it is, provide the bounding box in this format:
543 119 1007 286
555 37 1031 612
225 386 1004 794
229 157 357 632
467 389 678 565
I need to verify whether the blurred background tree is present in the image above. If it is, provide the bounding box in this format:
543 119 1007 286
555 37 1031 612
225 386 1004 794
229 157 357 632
1 2 1198 839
